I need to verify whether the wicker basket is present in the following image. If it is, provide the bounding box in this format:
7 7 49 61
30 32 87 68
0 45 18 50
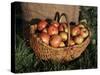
28 12 91 62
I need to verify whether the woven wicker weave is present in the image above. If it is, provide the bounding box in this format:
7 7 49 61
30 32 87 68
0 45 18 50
29 12 91 62
30 34 90 62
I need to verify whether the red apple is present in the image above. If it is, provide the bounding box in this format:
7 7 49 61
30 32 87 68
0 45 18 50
59 23 68 32
58 25 64 31
71 27 80 36
51 21 59 28
62 23 68 33
38 20 47 31
50 35 62 48
42 28 47 33
47 25 58 36
39 32 50 44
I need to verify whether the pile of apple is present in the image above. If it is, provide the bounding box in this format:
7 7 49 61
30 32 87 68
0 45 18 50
30 19 89 48
70 24 89 45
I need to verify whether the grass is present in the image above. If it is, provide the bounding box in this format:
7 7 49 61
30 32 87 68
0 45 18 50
15 6 97 73
15 35 97 73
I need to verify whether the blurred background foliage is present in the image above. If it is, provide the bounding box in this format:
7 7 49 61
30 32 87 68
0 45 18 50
15 4 97 73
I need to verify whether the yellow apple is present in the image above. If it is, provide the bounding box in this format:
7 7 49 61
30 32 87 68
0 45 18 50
65 27 68 33
74 36 84 44
59 32 68 41
30 24 37 33
69 40 75 46
59 42 65 47
80 28 89 38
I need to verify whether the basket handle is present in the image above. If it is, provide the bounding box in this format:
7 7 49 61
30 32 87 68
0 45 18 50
54 12 60 22
59 13 70 46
